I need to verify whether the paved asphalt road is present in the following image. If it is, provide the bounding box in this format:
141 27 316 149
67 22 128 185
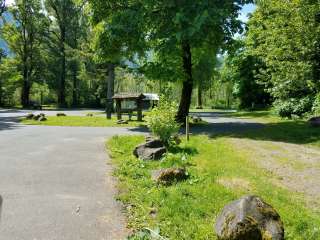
0 109 146 240
0 109 263 240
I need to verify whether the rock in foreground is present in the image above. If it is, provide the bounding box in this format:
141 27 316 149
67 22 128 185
309 117 320 127
133 139 166 160
152 167 188 185
215 195 284 240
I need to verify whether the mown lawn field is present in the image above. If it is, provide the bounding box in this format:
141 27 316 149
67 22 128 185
107 134 320 240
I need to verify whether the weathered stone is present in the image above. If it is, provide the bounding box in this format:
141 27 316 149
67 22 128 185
133 144 166 160
191 115 202 123
56 113 67 117
117 119 128 124
215 195 284 240
33 113 45 121
145 135 153 142
133 139 166 160
309 117 320 127
144 139 164 148
26 113 34 120
152 167 188 185
38 116 47 121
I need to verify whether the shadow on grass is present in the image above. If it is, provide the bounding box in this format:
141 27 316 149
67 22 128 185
210 120 320 146
223 110 272 118
168 145 199 156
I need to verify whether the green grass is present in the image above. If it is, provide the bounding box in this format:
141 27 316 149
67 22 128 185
223 110 281 123
107 135 320 240
212 120 320 147
21 116 146 127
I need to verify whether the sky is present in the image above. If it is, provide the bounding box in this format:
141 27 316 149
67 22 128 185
5 0 14 5
239 3 256 22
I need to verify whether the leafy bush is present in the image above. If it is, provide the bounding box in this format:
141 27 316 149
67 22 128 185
312 94 320 116
146 97 180 145
275 97 313 118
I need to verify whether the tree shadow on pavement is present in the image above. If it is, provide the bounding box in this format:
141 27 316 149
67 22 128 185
0 116 24 131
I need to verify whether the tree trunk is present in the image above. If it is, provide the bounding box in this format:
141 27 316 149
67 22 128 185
197 86 203 109
106 63 115 119
176 41 193 123
21 56 30 108
58 27 66 107
72 66 78 107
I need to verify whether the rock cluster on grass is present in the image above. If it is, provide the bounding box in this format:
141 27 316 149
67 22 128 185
86 113 93 117
152 167 188 185
117 119 129 124
133 138 166 161
215 195 284 240
27 113 47 121
26 113 35 120
56 113 67 117
309 116 320 127
133 136 188 186
38 115 47 121
191 115 202 123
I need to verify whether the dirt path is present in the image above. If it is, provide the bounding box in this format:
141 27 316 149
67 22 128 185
229 138 320 210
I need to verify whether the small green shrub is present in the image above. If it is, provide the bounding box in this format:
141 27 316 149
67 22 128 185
146 97 180 145
275 97 313 118
312 94 320 116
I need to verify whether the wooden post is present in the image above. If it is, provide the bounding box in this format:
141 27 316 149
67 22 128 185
186 115 189 141
116 100 122 120
137 99 143 121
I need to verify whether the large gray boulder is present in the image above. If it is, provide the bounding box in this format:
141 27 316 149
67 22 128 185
215 195 284 240
26 113 35 120
133 139 166 161
33 113 45 121
38 115 47 121
152 167 188 185
309 117 320 127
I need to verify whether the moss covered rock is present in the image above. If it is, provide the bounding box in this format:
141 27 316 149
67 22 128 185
152 167 188 185
215 195 284 240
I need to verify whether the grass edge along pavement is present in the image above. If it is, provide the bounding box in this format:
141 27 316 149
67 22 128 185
107 135 320 240
21 116 146 127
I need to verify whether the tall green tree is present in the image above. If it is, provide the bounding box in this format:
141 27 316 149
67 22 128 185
45 0 79 106
89 0 252 122
90 1 147 118
193 48 217 109
246 0 320 116
3 0 48 107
